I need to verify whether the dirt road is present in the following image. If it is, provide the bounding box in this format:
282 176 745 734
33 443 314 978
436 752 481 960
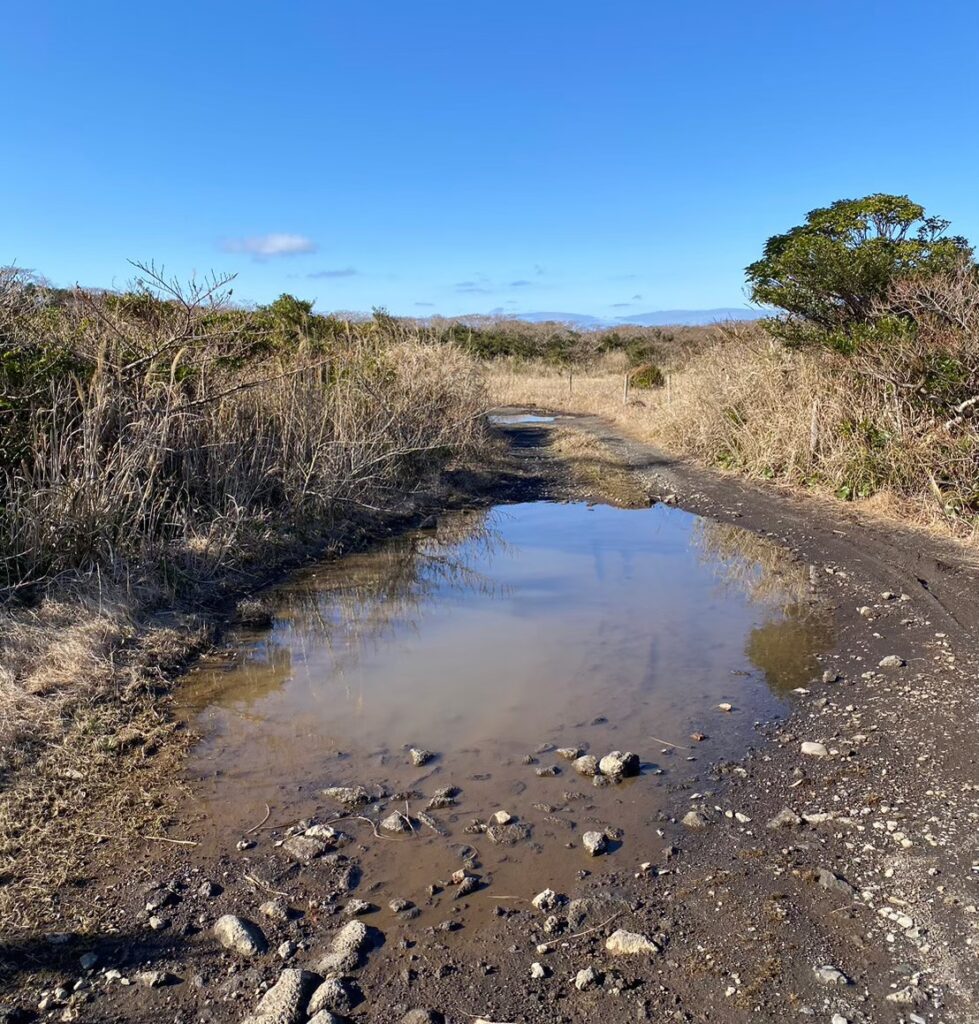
4 413 978 1024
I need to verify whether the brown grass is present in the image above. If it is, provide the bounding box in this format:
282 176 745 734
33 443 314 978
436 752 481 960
488 314 979 546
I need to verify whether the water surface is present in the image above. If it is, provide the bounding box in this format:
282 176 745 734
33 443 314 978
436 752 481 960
180 501 829 908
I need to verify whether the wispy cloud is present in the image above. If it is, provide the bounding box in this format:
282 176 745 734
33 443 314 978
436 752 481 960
415 301 435 307
631 293 643 301
307 267 358 279
509 279 533 287
610 302 633 308
454 280 493 294
221 233 317 259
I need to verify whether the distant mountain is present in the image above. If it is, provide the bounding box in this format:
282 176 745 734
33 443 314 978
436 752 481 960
516 308 764 329
616 307 764 327
515 311 612 328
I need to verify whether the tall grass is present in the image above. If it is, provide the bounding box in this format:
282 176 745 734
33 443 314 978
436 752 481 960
489 273 979 543
1 266 486 600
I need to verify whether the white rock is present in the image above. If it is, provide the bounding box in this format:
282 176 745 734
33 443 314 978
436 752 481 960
213 915 267 957
800 741 829 757
605 928 660 955
878 655 905 669
492 810 514 825
572 755 600 776
598 751 640 777
530 961 548 979
582 831 608 856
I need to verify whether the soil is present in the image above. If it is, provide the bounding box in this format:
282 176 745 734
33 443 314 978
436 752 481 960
4 411 979 1024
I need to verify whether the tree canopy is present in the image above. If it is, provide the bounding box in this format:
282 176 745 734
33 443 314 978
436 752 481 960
746 194 973 345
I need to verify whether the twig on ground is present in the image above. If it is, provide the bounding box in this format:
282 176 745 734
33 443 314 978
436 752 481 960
245 803 271 834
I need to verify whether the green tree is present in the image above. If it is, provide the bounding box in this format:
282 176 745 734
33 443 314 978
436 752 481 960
746 194 973 346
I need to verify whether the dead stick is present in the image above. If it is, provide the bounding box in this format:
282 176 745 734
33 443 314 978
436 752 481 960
245 803 271 835
649 734 688 750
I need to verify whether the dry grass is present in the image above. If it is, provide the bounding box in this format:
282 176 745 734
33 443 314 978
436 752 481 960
488 316 979 546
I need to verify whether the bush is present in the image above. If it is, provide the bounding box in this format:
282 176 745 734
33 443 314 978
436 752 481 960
628 362 666 389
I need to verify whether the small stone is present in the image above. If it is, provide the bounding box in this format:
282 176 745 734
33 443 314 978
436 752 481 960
531 888 563 912
322 785 373 806
822 670 839 683
605 928 660 955
575 966 602 991
491 810 513 825
400 1013 444 1024
213 915 267 957
878 655 906 669
381 811 413 833
409 747 434 767
247 968 319 1022
717 702 733 712
136 970 173 988
344 898 377 916
766 807 802 829
316 919 375 974
814 965 850 986
260 898 292 923
582 830 608 856
816 867 854 896
278 940 297 960
308 977 358 1016
572 755 599 776
282 834 329 862
598 751 640 777
530 961 549 979
79 951 98 970
800 741 829 757
535 764 561 777
682 810 709 830
389 897 415 913
556 747 583 760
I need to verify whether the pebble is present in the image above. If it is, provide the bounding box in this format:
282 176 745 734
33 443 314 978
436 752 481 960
766 807 802 829
878 654 906 669
605 928 660 955
598 750 640 777
322 785 373 806
242 968 319 1024
308 977 358 1016
409 747 434 766
530 961 548 979
572 755 599 776
316 919 375 974
556 747 583 760
681 810 709 830
582 830 608 856
382 811 413 833
531 888 563 912
491 810 514 825
813 965 850 986
800 741 829 757
574 966 602 991
213 915 267 957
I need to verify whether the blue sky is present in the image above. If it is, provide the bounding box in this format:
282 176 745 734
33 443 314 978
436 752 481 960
3 1 978 317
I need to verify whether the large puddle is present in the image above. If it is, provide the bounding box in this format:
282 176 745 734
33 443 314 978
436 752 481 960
179 501 830 920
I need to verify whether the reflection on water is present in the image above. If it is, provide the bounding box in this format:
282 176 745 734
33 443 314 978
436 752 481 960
183 502 830 793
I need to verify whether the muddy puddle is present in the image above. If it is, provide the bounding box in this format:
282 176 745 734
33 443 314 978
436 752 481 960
178 500 830 928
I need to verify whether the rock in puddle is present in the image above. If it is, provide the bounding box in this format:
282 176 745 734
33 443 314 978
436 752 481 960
487 821 532 845
381 811 413 833
556 747 583 760
241 968 319 1024
582 830 608 856
213 915 268 957
598 750 640 777
572 755 599 776
322 785 374 807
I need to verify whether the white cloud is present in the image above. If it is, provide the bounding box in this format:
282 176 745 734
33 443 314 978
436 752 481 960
221 233 317 258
